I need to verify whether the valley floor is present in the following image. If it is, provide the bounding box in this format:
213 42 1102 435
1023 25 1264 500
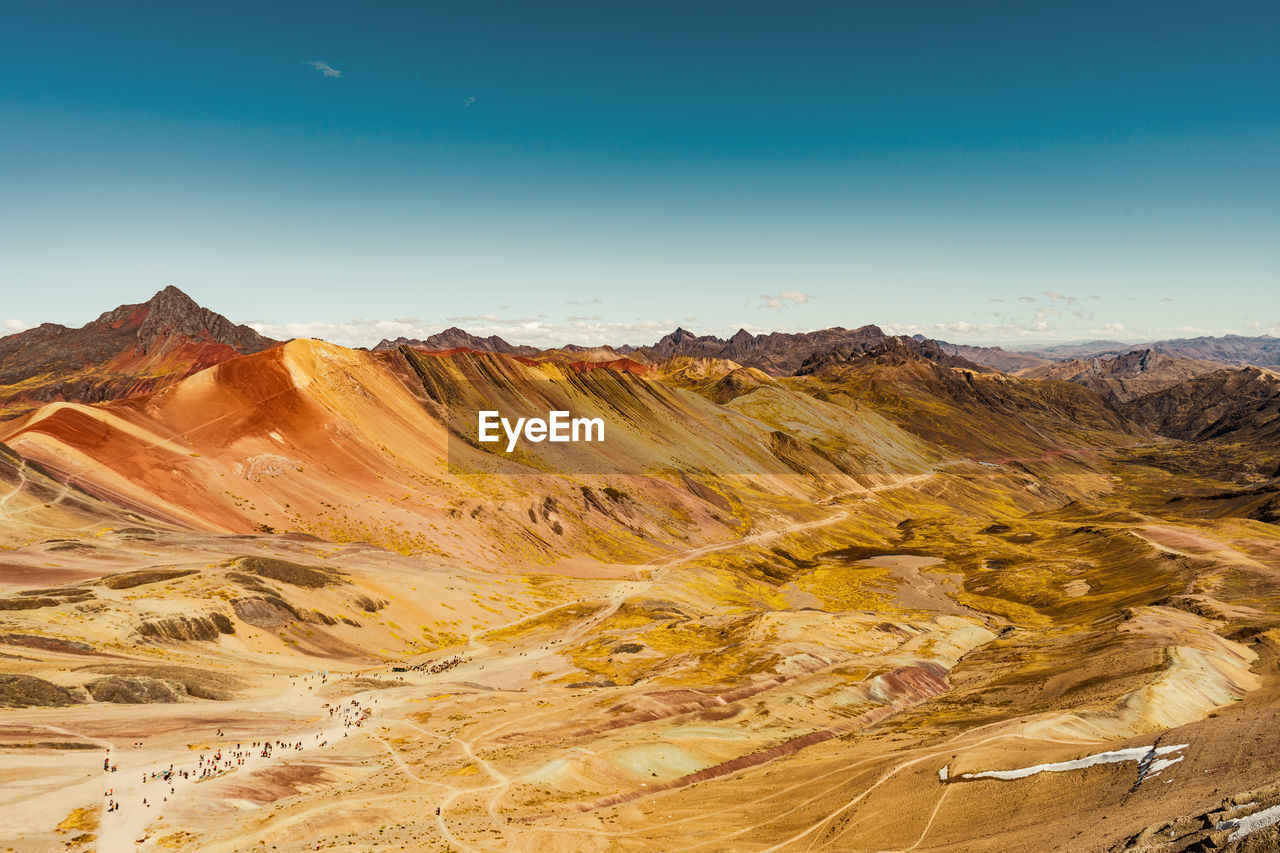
3 449 1280 852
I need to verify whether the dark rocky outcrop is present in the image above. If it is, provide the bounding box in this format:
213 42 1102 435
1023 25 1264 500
1 634 94 655
0 674 80 707
100 568 199 589
136 613 235 642
232 596 300 629
85 676 186 704
1114 778 1280 852
83 664 243 701
0 597 60 611
226 556 344 588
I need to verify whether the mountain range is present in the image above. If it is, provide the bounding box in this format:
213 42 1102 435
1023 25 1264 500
5 287 1275 453
942 333 1280 372
2 287 1280 852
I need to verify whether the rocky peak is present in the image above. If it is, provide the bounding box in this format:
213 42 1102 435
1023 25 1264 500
663 327 700 345
372 328 539 357
651 327 715 357
0 286 279 418
134 286 276 355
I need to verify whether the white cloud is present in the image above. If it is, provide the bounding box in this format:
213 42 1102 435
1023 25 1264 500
250 317 423 347
304 60 342 79
759 290 813 311
446 313 542 326
3 318 30 333
463 96 476 107
883 313 1082 343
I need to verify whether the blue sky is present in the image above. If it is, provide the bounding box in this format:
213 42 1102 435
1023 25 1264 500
1 1 1277 348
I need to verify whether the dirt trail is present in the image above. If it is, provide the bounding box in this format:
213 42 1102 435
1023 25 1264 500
0 460 27 513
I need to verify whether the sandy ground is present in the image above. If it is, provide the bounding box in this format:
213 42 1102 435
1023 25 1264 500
3 455 1280 851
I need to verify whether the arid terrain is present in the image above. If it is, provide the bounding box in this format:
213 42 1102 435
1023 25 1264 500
2 291 1279 852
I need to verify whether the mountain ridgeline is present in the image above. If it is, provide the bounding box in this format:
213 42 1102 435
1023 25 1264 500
1 288 1276 455
372 322 1278 450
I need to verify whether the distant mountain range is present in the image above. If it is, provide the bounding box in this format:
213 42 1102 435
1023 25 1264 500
379 327 1280 373
374 328 541 357
942 334 1280 372
1016 349 1224 404
4 288 1277 451
379 325 980 376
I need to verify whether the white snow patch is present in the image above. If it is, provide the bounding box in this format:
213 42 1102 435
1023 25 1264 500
1218 803 1280 842
957 744 1188 782
1147 755 1184 776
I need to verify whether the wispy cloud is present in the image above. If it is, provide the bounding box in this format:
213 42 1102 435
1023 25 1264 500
1241 321 1280 335
304 60 342 79
3 318 30 334
759 290 813 311
447 313 544 325
463 95 476 107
